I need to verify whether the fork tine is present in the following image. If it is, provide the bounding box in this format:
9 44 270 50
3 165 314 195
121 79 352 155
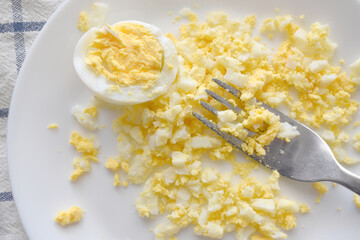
200 101 219 116
213 78 286 120
212 78 241 98
192 112 244 148
205 89 242 113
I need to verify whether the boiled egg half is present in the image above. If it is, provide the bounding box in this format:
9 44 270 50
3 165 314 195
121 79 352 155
73 20 178 105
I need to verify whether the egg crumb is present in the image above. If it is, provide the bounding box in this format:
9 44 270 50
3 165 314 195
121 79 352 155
55 206 83 226
354 194 360 209
47 123 58 129
312 182 328 203
172 16 181 23
69 131 99 181
105 157 121 171
123 181 129 187
77 2 108 32
114 173 121 186
299 204 310 213
84 106 98 117
251 235 272 240
70 131 98 155
72 105 98 130
232 161 259 178
77 12 89 32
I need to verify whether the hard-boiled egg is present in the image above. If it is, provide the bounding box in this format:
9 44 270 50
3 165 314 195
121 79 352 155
73 20 178 105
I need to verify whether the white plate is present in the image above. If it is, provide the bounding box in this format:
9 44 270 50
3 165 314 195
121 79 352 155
7 0 360 239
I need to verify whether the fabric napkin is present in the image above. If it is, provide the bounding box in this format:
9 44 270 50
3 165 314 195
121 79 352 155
0 0 64 239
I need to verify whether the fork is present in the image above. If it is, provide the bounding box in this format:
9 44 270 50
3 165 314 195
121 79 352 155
193 78 360 195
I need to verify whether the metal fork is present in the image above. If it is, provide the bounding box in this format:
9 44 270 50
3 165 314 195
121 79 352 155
193 78 360 195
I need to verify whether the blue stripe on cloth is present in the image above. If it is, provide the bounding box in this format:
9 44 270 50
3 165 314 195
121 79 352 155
11 0 23 22
0 108 9 118
14 32 25 73
0 192 14 202
12 0 25 73
0 23 14 33
0 21 46 33
23 21 46 32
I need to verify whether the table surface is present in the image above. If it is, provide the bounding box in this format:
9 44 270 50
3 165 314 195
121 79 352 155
0 0 63 239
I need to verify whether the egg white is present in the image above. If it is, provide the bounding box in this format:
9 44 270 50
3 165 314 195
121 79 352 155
73 20 178 105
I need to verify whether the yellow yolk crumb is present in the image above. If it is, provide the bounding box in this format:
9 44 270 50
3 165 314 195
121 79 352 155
251 235 272 240
172 16 181 23
69 131 99 181
122 181 129 187
299 204 310 213
70 131 98 155
86 23 163 88
353 121 360 127
55 206 83 226
354 194 360 209
105 157 121 171
312 182 328 203
242 108 281 155
77 11 89 32
299 15 305 20
114 173 121 186
47 123 58 129
232 161 259 178
84 106 98 117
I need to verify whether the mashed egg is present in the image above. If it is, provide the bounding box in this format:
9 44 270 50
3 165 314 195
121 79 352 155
73 20 178 105
106 11 316 239
65 4 360 240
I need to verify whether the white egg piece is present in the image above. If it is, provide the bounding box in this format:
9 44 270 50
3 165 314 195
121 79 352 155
73 20 178 105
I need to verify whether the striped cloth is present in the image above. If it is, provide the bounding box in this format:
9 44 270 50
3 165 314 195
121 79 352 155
0 0 64 239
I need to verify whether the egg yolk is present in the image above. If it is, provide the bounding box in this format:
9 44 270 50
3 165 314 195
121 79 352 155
85 23 164 88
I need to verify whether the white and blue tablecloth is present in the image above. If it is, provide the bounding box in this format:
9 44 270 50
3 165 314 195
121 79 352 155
0 0 63 239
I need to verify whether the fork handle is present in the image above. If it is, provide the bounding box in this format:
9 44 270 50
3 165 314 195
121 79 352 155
333 166 360 195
